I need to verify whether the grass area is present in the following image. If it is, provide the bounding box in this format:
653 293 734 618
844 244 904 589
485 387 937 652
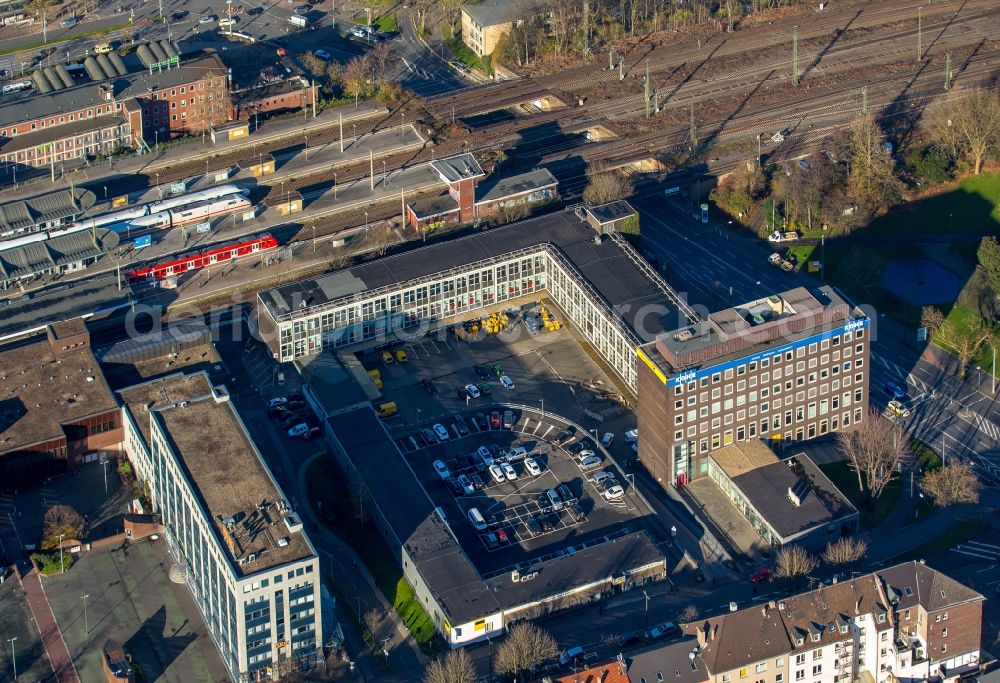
894 519 989 562
0 22 131 57
373 14 397 33
304 459 443 654
866 171 1000 237
932 303 1000 376
820 460 903 530
444 30 487 73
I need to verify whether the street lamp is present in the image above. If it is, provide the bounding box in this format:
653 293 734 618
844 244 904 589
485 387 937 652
81 594 90 635
155 172 161 198
58 532 65 574
333 172 337 199
6 636 16 681
382 159 387 186
364 211 369 232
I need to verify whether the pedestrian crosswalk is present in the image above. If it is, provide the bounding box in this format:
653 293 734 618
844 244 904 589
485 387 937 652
970 413 1000 441
952 540 1000 562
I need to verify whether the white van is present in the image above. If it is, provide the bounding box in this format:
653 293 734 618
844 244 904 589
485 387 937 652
468 507 487 532
559 646 585 666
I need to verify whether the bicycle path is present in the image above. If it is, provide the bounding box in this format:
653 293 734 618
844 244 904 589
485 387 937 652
19 567 81 683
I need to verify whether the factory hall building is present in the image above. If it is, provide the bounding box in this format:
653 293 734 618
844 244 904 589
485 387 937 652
635 286 870 488
119 371 322 681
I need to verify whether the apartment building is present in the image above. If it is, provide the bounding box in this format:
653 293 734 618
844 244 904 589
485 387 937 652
119 371 322 681
460 0 530 57
686 562 982 683
635 286 870 488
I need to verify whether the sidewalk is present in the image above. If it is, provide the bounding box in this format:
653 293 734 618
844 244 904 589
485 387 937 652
297 451 428 676
19 568 81 683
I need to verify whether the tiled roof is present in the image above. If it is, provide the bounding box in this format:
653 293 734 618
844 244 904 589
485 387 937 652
879 561 983 612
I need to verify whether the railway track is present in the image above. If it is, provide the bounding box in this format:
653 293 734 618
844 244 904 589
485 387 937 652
424 0 994 119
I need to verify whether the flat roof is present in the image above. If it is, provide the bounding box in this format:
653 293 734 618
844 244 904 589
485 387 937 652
430 153 484 184
642 285 866 382
98 323 226 390
261 210 681 341
476 168 557 204
409 194 458 219
462 0 534 27
119 373 314 576
710 441 779 479
587 200 636 224
726 452 857 540
329 407 665 624
626 638 706 683
0 337 117 452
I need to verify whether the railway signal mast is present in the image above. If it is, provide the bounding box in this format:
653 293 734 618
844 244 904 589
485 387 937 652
792 27 799 87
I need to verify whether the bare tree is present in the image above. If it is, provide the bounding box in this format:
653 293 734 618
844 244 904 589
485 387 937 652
363 608 383 637
344 55 374 106
424 650 476 683
372 41 393 82
920 460 981 515
926 87 1000 175
836 408 910 499
583 163 632 206
678 605 700 622
822 537 868 570
365 223 396 256
349 475 371 523
935 318 992 378
774 545 818 583
424 648 475 683
41 504 86 550
847 115 902 209
494 622 559 679
921 305 946 336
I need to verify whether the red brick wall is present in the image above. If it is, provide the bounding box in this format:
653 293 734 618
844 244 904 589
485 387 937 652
927 601 982 662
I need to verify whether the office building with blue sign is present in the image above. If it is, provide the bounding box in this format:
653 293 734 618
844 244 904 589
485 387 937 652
635 285 870 489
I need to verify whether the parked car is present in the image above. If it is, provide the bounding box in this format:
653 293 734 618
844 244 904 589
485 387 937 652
502 410 514 429
474 365 491 380
497 529 509 545
591 470 617 489
454 415 469 436
247 5 264 14
475 382 492 396
287 423 309 438
472 412 487 430
199 14 216 23
602 484 625 500
883 381 907 400
600 432 614 448
380 350 394 365
524 457 542 476
569 504 587 522
648 621 678 639
552 428 576 445
420 427 437 445
488 464 506 484
525 517 543 536
394 349 408 363
470 473 486 490
484 532 500 550
171 9 189 19
433 460 450 479
750 567 772 584
477 445 494 467
569 438 595 455
61 16 79 27
293 4 309 14
464 384 481 399
302 426 322 440
456 386 468 399
457 474 475 495
499 375 515 390
446 478 465 496
491 363 504 376
537 514 555 531
433 423 450 441
501 462 517 481
267 406 288 418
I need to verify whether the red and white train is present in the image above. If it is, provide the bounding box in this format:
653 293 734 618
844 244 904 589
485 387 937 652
127 233 278 283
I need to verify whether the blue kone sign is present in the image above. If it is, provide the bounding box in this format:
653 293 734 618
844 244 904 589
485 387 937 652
666 317 870 387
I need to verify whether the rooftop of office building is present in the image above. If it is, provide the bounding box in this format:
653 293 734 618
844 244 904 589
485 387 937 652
119 372 314 576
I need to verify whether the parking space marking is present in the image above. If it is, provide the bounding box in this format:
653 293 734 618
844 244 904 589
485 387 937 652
539 424 554 439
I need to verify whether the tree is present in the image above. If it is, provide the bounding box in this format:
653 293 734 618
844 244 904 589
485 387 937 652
363 608 383 637
424 648 475 683
935 317 992 378
926 87 1000 175
837 247 885 300
365 223 396 257
371 41 393 82
847 115 902 209
41 504 86 550
921 305 946 336
822 537 868 570
494 622 558 680
978 236 1000 296
774 545 817 584
344 55 374 106
836 408 910 499
583 163 632 206
920 460 981 515
678 605 700 622
301 52 327 79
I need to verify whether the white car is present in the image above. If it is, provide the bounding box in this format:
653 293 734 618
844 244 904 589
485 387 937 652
477 445 494 467
433 460 450 480
199 14 216 23
499 375 515 390
501 462 517 481
457 474 475 495
603 484 625 500
488 464 506 484
524 457 541 476
287 423 308 437
268 397 288 407
576 449 596 461
433 423 450 441
590 470 616 488
464 384 481 399
315 49 331 60
578 454 603 471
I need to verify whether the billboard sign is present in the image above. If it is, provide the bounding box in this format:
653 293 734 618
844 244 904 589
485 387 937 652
133 235 152 249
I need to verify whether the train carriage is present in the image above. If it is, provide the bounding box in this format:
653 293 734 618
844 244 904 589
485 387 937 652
127 233 278 283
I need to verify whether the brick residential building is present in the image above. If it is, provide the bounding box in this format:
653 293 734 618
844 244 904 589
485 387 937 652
635 285 870 489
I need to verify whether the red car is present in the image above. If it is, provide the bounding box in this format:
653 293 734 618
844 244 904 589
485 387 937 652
490 410 501 429
302 426 322 440
750 568 772 584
